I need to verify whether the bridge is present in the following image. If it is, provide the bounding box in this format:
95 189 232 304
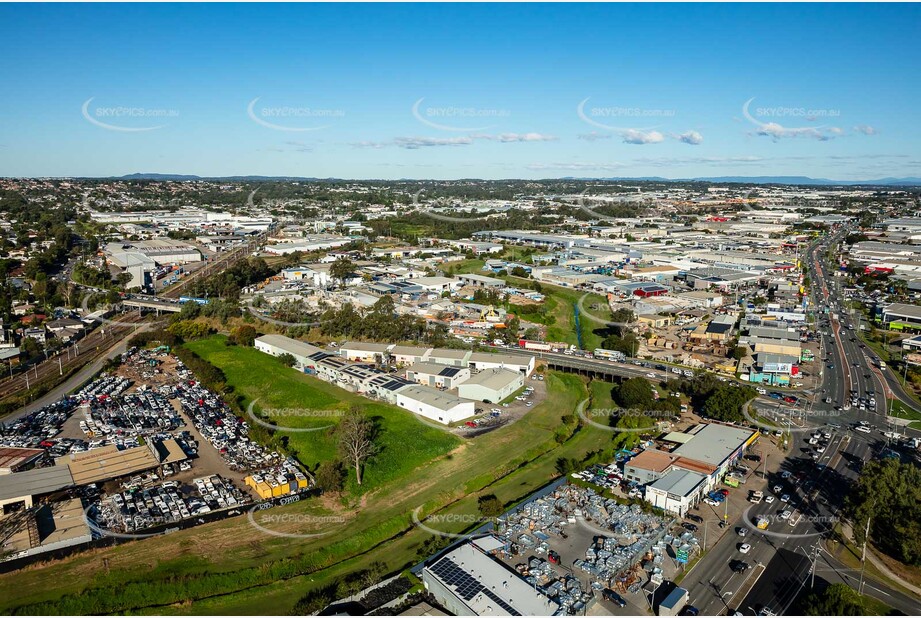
122 296 184 313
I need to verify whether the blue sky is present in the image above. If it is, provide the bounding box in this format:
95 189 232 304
1 3 919 180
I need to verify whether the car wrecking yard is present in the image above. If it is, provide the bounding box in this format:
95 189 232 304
490 482 685 613
0 346 313 562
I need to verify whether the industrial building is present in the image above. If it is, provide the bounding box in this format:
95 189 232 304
457 368 523 403
406 362 470 389
395 385 475 424
422 537 559 616
644 469 709 517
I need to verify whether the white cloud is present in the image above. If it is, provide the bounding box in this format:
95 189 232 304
621 129 665 145
474 132 557 143
352 133 555 149
394 136 474 149
754 122 835 142
676 130 703 145
854 125 878 136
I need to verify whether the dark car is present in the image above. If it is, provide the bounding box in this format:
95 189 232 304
730 560 751 573
687 514 704 523
682 522 698 532
602 589 627 607
680 605 700 616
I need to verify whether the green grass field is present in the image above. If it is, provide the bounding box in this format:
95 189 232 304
185 336 459 493
503 276 610 349
589 379 617 410
0 343 617 615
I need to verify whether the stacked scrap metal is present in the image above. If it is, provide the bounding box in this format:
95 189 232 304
496 483 671 590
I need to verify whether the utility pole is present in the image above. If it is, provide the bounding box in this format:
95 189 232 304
859 514 872 595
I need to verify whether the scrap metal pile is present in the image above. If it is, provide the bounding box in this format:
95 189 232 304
497 484 672 593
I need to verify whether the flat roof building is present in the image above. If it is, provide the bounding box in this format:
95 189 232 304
423 539 559 616
457 368 523 404
395 385 475 425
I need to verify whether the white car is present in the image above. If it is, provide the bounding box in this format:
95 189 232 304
764 495 775 504
779 510 792 521
855 425 871 434
773 484 783 493
738 543 752 554
737 528 749 537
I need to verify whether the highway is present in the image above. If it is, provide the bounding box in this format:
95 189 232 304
675 226 921 616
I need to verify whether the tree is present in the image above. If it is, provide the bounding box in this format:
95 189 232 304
477 494 504 519
314 460 346 494
845 459 921 566
278 353 296 367
329 256 355 289
800 584 868 616
229 324 257 347
731 345 749 360
336 406 378 486
614 377 654 408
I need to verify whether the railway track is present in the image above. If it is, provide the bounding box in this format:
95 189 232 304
159 234 266 300
0 313 145 399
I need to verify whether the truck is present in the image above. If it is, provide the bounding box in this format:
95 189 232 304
756 515 770 530
749 490 764 503
518 339 552 352
658 586 689 617
594 348 627 362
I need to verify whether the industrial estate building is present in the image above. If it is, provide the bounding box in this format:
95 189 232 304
254 335 534 424
422 536 559 616
622 423 759 516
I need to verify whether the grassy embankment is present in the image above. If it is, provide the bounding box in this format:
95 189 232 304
1 336 617 615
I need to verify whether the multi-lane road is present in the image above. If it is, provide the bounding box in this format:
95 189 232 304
677 227 921 616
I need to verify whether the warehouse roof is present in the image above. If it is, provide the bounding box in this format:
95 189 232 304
425 541 558 616
647 468 708 498
255 334 325 359
671 424 758 467
408 362 463 378
340 341 392 353
60 444 160 486
468 352 532 366
397 385 468 412
883 303 921 320
0 465 74 502
389 345 431 357
626 449 676 473
462 368 521 390
0 447 44 472
428 348 471 361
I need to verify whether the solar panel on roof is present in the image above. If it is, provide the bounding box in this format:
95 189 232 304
440 367 460 377
430 557 520 615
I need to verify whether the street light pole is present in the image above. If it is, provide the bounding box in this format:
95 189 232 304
859 514 872 595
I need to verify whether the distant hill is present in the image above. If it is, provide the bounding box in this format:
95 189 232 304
116 173 331 181
587 175 921 187
107 173 921 187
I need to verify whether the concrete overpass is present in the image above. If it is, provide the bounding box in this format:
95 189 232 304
122 296 183 313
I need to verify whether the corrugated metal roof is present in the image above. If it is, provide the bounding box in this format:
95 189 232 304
0 465 74 501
